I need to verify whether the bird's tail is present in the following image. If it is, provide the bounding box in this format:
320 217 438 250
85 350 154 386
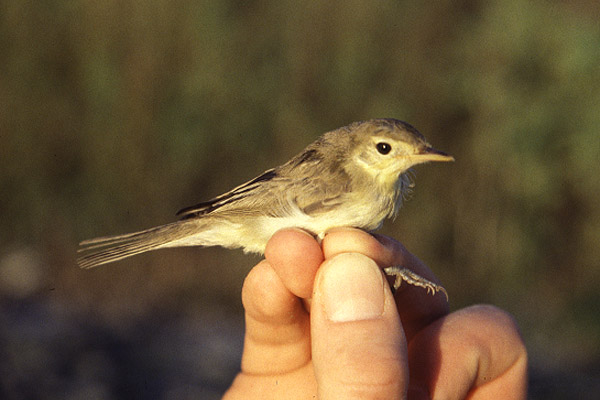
77 221 202 269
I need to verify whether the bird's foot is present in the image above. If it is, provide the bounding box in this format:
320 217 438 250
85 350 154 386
383 266 448 301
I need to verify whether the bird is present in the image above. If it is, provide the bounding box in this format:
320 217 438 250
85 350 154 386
77 118 454 297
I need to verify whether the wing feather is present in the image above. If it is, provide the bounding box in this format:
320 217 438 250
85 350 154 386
176 169 278 218
176 145 351 220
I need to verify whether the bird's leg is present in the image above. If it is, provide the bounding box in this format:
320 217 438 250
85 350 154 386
383 266 448 301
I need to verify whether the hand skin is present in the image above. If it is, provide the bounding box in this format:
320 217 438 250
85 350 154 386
223 228 528 400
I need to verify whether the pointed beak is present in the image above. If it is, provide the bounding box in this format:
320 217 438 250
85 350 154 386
409 146 455 163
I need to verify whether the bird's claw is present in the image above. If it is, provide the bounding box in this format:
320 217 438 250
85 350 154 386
383 265 449 301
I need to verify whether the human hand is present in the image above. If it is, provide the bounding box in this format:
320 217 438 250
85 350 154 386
223 228 527 399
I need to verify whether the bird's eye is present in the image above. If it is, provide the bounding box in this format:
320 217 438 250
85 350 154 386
376 142 392 155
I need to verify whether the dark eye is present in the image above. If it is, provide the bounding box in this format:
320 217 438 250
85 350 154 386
376 142 392 155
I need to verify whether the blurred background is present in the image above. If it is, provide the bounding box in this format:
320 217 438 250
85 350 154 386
1 0 599 398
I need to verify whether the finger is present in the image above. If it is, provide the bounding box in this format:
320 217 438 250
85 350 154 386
408 305 528 400
311 253 408 400
240 260 311 375
322 228 449 339
265 228 324 299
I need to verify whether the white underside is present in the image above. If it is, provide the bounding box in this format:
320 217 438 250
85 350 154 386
159 199 387 254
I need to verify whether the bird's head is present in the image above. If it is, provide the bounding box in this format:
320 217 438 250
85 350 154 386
342 119 454 189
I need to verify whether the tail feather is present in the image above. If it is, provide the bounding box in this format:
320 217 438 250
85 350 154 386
78 229 156 249
77 222 199 269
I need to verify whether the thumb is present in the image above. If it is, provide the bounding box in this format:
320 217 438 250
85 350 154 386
311 253 408 400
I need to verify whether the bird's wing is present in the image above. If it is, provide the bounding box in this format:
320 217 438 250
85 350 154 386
290 173 350 216
176 169 280 218
176 147 351 219
283 151 352 217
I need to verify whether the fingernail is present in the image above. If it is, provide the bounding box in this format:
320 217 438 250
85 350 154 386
318 253 385 322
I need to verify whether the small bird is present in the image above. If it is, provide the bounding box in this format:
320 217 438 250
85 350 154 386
78 119 453 297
